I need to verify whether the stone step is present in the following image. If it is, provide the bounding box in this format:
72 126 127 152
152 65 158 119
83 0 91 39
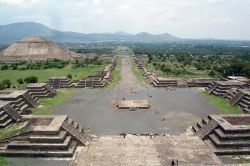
10 97 23 105
29 130 68 143
0 114 9 123
13 100 26 109
214 128 250 140
78 126 83 133
238 102 248 108
215 148 250 155
202 118 209 125
192 125 199 133
73 121 79 129
0 110 5 116
209 133 250 148
197 121 203 129
241 98 250 105
0 140 77 157
17 104 29 114
0 119 13 128
243 107 250 113
8 136 72 150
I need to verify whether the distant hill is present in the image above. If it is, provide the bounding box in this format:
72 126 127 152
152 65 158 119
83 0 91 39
0 22 180 43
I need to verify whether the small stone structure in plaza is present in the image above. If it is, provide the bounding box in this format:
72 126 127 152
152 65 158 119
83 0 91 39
0 115 91 157
0 90 38 114
113 100 150 110
26 83 56 101
193 114 250 155
47 76 73 89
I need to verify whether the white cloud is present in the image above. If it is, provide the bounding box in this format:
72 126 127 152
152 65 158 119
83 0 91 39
0 0 40 7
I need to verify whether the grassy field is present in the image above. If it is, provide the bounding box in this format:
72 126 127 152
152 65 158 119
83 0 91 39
106 58 122 89
0 157 7 165
147 61 211 78
201 92 242 114
0 64 104 88
131 58 146 85
32 89 77 115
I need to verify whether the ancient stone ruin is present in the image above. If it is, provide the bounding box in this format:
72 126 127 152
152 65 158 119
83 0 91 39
26 83 56 101
0 115 90 157
113 100 150 110
134 57 214 88
225 89 250 113
76 61 116 88
47 77 73 89
206 80 248 96
0 81 91 158
0 90 38 114
193 114 250 155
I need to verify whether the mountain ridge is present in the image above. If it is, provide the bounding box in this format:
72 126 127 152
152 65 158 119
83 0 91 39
0 22 179 43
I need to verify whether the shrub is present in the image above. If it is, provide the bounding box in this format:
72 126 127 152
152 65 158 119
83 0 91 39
17 78 24 84
24 76 38 83
2 79 11 88
1 64 9 70
0 83 5 90
67 74 72 79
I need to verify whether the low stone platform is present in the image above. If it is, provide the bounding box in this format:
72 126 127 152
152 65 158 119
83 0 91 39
0 115 91 158
113 100 150 110
70 134 221 166
193 114 250 155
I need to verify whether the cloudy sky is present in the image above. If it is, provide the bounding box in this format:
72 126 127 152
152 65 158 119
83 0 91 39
0 0 249 40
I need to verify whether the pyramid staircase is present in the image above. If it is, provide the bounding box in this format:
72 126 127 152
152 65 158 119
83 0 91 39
48 77 73 89
0 103 21 128
229 91 245 105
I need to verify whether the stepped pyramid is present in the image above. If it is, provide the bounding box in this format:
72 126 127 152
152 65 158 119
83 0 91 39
0 36 80 62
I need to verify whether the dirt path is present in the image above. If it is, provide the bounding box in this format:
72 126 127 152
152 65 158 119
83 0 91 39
116 55 145 93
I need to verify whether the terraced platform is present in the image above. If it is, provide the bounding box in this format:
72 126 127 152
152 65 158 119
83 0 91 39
27 83 56 101
0 90 38 114
0 115 91 157
76 61 116 88
206 81 247 96
193 114 250 155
